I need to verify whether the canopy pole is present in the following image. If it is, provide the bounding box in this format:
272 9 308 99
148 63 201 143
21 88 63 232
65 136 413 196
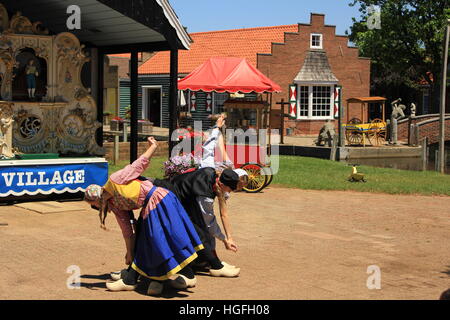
169 49 179 157
130 49 139 163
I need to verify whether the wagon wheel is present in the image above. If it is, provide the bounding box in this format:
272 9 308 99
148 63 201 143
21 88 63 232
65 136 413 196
261 166 273 189
348 118 362 124
368 119 386 146
375 129 387 146
367 129 380 146
370 118 384 124
346 130 363 146
241 163 267 193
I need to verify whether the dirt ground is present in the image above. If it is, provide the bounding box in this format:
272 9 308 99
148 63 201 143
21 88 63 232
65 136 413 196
0 187 449 300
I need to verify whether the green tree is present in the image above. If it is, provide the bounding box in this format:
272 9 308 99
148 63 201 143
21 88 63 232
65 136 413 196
348 0 450 113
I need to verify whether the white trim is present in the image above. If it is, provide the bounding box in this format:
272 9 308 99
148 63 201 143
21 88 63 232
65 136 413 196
142 85 163 125
156 0 192 50
0 158 107 167
0 187 88 197
310 33 323 49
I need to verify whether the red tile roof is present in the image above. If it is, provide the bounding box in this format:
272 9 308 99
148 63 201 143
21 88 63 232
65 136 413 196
139 24 299 75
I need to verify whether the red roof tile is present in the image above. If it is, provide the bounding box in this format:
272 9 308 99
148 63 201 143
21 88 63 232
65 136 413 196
139 24 299 75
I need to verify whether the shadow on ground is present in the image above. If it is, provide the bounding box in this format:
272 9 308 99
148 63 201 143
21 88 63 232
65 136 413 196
441 266 450 277
79 273 194 298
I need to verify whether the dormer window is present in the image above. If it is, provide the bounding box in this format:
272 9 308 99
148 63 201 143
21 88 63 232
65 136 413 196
310 33 323 49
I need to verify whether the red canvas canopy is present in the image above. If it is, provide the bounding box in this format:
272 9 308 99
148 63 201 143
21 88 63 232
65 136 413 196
178 57 282 93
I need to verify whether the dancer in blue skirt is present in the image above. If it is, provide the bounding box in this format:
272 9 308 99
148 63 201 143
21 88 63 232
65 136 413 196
84 137 203 295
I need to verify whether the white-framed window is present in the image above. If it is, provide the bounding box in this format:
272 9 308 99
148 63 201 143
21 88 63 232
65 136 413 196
297 84 334 120
310 33 323 49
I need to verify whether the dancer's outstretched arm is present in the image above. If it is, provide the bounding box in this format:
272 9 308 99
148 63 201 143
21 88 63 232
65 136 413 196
110 137 158 183
200 115 231 168
217 197 237 252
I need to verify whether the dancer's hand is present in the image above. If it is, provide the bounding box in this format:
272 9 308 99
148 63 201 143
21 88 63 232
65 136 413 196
147 136 158 149
216 114 226 129
125 252 133 265
223 238 238 253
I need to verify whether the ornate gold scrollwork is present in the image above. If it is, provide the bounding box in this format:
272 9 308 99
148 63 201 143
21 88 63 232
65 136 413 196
0 4 104 156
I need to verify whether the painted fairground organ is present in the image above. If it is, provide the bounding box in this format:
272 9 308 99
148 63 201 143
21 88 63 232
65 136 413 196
0 3 104 158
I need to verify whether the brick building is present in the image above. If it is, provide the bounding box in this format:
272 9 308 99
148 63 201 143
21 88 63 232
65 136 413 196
258 13 371 135
112 13 371 135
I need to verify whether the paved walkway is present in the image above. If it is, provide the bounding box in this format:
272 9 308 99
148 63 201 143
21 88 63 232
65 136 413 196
0 187 449 300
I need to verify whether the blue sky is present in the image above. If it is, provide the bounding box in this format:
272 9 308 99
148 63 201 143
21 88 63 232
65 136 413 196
170 0 362 35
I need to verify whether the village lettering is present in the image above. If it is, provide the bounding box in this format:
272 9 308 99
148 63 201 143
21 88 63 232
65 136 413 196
1 170 85 187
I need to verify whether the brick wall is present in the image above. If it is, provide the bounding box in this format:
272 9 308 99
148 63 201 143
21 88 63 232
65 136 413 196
103 141 169 162
285 119 338 135
257 13 371 136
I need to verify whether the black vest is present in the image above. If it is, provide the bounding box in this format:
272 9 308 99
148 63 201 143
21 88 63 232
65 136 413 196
153 167 217 232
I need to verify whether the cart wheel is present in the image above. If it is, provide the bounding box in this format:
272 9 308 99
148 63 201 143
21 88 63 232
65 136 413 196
366 129 378 146
346 131 363 146
368 119 386 146
241 163 267 193
375 129 386 146
261 166 273 189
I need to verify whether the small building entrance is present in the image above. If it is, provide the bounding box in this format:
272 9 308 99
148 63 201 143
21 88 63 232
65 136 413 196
144 87 161 127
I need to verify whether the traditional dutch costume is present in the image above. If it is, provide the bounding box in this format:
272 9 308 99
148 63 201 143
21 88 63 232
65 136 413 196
102 156 204 281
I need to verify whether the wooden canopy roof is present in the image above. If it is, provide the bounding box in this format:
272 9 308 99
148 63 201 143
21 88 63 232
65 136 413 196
347 97 387 103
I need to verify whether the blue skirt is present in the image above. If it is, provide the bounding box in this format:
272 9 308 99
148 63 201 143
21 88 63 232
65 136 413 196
131 186 204 280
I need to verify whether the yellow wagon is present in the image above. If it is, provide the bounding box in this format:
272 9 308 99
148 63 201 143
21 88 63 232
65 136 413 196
344 97 387 147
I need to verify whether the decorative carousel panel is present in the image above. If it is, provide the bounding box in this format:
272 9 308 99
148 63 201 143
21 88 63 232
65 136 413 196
54 33 88 102
57 92 103 156
11 102 49 153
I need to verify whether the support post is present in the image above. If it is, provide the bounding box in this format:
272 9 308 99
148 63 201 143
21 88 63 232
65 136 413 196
168 49 179 157
391 118 398 145
421 137 428 171
435 150 439 172
338 97 344 147
123 121 128 143
280 99 285 145
330 136 338 161
96 50 104 147
114 134 119 165
438 21 449 174
130 50 139 163
408 117 412 145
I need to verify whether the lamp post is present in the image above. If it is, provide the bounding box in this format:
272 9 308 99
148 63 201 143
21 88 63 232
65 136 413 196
438 20 449 174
